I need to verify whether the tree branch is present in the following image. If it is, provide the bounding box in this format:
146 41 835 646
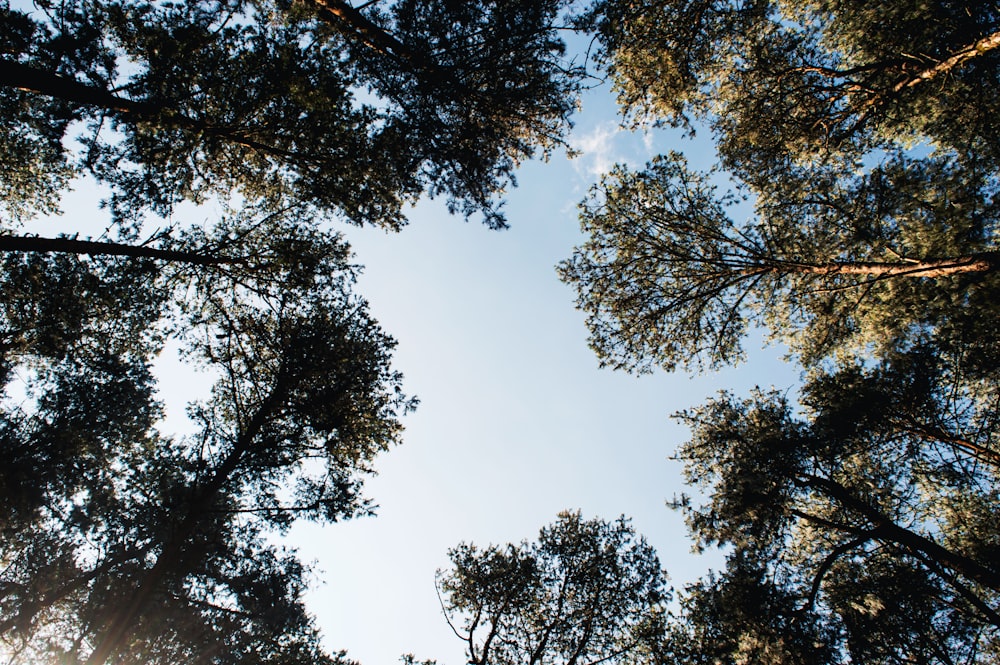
804 533 874 612
896 421 1000 469
749 252 1000 278
895 30 1000 93
310 0 415 66
0 59 305 160
803 474 1000 592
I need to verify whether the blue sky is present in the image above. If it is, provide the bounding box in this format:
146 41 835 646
283 84 802 664
12 28 801 663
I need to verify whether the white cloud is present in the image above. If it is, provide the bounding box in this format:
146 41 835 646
570 122 625 178
642 129 656 154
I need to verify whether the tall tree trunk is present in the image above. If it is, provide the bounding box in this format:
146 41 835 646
84 382 287 665
896 29 1000 93
0 59 142 113
308 0 466 92
802 474 1000 592
747 251 1000 278
0 235 242 267
311 0 415 65
844 29 1000 128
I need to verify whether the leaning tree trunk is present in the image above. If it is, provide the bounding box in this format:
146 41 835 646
748 251 1000 279
0 235 242 267
84 383 287 665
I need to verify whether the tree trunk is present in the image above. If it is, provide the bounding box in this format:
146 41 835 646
311 0 413 65
0 59 142 113
803 474 1000 592
308 0 465 92
897 29 1000 93
748 251 1000 279
84 383 287 665
0 234 242 267
844 29 1000 126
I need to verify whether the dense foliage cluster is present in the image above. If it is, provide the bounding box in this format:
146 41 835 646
555 0 1000 662
2 0 580 229
437 512 669 665
0 0 581 661
0 212 416 663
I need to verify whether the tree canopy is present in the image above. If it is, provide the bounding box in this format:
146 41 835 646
437 511 669 665
2 0 582 230
0 0 589 661
563 0 1000 375
6 0 1000 661
0 209 415 663
560 151 1000 372
557 1 1000 663
579 0 1000 172
666 358 1000 663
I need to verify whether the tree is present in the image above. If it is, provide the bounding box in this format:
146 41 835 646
2 0 581 230
561 0 1000 375
1 1 587 661
559 151 1000 372
661 558 839 665
664 357 1000 663
437 511 669 665
0 210 416 663
559 6 1000 662
579 0 1000 173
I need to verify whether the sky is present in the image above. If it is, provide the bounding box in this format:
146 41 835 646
278 85 802 664
12 22 801 664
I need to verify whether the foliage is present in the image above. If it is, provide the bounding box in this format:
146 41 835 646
579 0 1000 171
1 0 581 229
563 0 1000 374
560 151 1000 372
0 209 414 663
560 2 1000 663
0 0 588 661
437 511 669 665
667 360 1000 663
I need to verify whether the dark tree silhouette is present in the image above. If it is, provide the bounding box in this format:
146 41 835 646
438 511 668 665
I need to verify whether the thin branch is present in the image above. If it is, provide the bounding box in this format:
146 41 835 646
433 577 469 644
897 422 1000 469
804 533 874 611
